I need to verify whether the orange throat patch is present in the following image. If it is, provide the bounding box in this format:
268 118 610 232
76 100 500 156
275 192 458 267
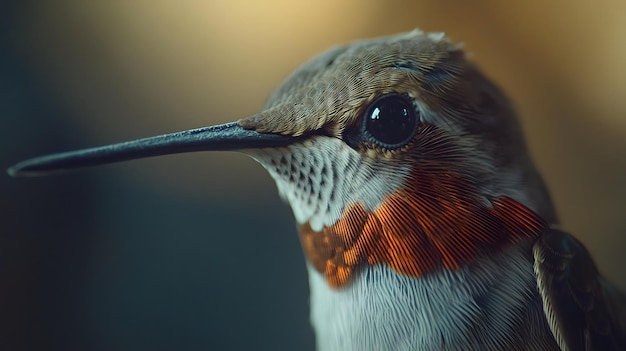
299 172 548 289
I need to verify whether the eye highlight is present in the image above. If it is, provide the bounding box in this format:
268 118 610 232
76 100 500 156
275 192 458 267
362 94 419 149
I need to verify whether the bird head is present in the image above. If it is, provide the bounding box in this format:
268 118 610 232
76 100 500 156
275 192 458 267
9 30 555 288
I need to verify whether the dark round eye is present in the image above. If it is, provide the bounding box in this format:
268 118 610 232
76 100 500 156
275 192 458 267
363 94 418 149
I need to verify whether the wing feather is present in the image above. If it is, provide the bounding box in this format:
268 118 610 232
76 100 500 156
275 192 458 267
533 228 626 351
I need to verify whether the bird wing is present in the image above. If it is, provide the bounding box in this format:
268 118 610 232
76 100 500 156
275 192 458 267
533 228 626 351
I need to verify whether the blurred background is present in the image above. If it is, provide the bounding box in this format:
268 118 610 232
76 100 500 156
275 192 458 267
2 1 625 350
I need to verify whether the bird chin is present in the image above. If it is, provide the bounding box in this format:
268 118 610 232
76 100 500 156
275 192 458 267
244 135 410 231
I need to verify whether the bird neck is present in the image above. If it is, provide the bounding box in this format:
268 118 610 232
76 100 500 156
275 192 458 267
306 241 558 351
299 165 549 288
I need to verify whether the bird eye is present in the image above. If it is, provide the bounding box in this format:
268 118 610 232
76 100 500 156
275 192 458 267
362 94 418 149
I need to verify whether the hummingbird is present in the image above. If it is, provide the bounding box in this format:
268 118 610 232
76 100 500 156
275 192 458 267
8 30 626 350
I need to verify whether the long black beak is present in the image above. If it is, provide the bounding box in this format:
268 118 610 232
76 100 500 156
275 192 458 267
8 122 295 177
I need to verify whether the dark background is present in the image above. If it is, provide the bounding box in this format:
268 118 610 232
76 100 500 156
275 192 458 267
2 1 625 350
